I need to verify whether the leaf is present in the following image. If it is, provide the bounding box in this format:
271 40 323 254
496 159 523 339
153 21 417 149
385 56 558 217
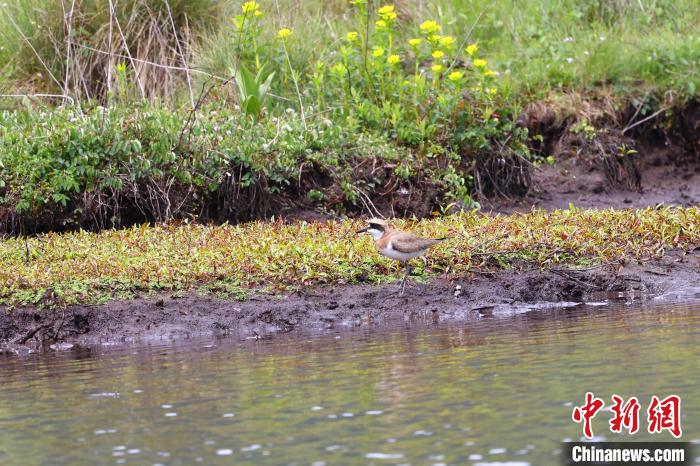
259 71 276 102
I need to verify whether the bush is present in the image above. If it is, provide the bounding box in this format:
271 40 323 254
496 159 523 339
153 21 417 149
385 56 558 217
0 3 546 234
1 102 507 234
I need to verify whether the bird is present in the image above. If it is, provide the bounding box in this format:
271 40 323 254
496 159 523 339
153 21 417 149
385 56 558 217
356 218 447 296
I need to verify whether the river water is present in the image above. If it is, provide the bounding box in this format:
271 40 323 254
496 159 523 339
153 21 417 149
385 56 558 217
1 298 699 465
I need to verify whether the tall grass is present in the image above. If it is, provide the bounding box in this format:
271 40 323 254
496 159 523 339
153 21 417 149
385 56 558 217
0 0 224 101
1 0 698 104
194 0 700 101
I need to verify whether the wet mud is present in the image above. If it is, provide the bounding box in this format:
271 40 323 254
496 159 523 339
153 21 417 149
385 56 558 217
2 249 699 354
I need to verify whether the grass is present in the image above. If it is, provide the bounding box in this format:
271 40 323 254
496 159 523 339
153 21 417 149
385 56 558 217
1 0 699 303
2 0 698 101
1 206 698 307
0 0 224 100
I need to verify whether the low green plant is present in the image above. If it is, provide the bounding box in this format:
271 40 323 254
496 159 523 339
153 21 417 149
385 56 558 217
233 63 275 119
219 1 535 207
1 207 698 307
0 103 448 232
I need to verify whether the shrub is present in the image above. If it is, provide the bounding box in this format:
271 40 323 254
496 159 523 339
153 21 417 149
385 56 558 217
0 103 452 233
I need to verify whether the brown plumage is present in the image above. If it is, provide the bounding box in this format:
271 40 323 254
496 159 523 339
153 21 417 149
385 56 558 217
357 218 447 295
386 232 445 254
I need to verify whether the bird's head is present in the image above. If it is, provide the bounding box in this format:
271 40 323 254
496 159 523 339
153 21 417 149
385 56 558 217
356 218 389 240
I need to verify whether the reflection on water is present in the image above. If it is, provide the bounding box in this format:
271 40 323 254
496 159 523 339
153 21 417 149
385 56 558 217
1 300 699 465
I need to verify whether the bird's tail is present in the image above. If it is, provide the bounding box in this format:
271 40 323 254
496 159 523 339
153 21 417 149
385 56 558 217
434 237 449 241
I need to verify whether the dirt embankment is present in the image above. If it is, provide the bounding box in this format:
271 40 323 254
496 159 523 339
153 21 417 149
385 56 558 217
486 145 700 213
489 97 700 212
2 249 699 354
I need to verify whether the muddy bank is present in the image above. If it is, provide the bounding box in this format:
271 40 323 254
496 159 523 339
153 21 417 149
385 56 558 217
484 97 700 213
485 146 700 213
2 249 699 354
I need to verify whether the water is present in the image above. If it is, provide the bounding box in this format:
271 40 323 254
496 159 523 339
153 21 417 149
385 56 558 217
1 300 699 465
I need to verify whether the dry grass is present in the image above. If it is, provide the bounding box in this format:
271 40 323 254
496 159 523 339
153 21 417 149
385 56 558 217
0 0 224 101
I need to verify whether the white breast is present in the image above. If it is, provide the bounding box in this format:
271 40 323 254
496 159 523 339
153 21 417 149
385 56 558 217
379 242 424 261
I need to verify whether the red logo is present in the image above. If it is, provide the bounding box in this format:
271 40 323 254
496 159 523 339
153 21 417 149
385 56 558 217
609 395 640 434
572 392 605 439
572 393 682 439
647 395 682 438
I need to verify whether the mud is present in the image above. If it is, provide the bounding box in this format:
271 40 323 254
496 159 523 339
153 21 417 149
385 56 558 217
2 249 699 354
485 148 700 213
485 97 700 213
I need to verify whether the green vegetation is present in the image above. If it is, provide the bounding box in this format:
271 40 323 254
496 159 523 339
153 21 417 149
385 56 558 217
1 103 481 232
0 1 699 233
1 207 698 307
3 0 698 99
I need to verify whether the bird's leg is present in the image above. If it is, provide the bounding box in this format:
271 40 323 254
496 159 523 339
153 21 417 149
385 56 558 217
398 262 412 296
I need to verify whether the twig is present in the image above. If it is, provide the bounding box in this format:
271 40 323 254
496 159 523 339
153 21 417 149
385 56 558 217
446 7 488 76
623 91 649 132
66 41 293 102
622 106 670 134
68 40 222 79
107 0 114 101
164 0 194 108
354 186 384 219
108 0 146 99
62 0 77 102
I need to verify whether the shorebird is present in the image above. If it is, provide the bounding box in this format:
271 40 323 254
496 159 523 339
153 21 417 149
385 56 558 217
356 218 447 296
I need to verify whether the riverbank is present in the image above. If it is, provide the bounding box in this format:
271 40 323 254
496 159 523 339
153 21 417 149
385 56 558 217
1 248 700 353
2 207 699 352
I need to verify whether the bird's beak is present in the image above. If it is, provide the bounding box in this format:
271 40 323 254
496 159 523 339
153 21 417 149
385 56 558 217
356 226 369 235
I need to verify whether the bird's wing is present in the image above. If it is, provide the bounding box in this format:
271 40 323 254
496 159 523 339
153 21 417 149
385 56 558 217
390 231 443 253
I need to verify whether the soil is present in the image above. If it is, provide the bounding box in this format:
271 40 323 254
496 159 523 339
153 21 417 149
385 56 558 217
484 147 700 214
2 249 699 354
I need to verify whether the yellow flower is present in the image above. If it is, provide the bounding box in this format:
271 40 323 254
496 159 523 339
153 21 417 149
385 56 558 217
408 38 422 47
448 71 463 81
349 0 367 4
484 69 495 77
429 34 441 42
277 28 292 39
378 5 397 20
432 50 445 59
375 19 387 29
378 5 394 15
346 31 359 42
401 79 410 86
387 54 400 65
466 43 478 55
241 1 259 14
439 36 455 47
419 20 440 34
431 64 443 73
473 58 487 68
254 10 263 17
372 46 385 57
